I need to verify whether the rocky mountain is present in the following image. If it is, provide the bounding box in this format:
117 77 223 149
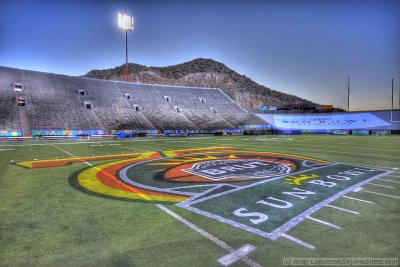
84 58 317 109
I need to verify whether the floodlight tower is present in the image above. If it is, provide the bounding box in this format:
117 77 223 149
347 76 350 112
118 13 134 81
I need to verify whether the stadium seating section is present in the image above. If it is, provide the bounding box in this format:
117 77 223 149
0 66 266 133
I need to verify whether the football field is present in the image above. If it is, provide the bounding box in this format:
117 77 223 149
0 135 399 266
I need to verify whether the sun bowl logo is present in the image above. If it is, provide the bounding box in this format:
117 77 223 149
182 159 292 181
14 147 331 203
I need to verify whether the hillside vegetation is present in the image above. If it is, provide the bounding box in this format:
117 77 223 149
85 58 317 109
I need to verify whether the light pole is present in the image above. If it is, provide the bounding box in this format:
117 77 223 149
347 76 350 112
118 13 134 81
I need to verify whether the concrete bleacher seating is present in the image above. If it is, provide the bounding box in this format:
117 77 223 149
0 66 267 134
0 67 23 130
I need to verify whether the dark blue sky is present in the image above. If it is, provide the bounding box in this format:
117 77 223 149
1 0 399 110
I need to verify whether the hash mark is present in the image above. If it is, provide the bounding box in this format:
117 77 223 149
361 190 400 200
342 196 374 204
379 178 400 184
280 233 315 250
307 216 341 230
326 205 360 215
367 183 396 189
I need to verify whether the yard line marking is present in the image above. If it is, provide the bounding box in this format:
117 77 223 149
379 179 400 184
361 190 400 199
280 233 315 250
307 216 341 230
220 143 400 159
155 204 262 267
290 143 400 153
334 161 394 171
155 205 231 250
367 183 396 189
326 205 360 215
217 244 257 267
50 144 93 167
353 187 363 192
169 184 239 190
50 144 76 157
122 147 149 152
0 136 212 147
385 175 400 179
342 196 374 204
178 185 239 206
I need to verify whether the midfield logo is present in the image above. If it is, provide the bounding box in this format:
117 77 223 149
183 159 292 181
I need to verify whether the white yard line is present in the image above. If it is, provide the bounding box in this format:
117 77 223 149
169 184 238 190
307 216 341 230
280 233 315 250
250 141 400 153
326 205 360 215
121 147 149 152
307 216 342 230
210 142 400 160
50 144 93 167
0 136 213 147
379 179 400 184
361 190 400 200
342 196 374 204
254 145 400 159
386 174 400 178
186 138 400 163
333 161 396 172
366 183 396 189
155 204 261 267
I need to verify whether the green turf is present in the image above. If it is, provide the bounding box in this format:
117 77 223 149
0 135 399 266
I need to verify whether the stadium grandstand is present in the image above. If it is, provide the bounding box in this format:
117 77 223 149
0 66 266 137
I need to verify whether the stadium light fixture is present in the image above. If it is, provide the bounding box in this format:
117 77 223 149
118 13 134 81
